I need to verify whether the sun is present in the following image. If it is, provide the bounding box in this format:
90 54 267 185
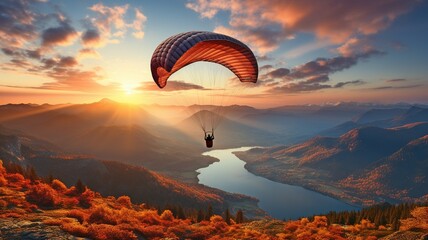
122 83 136 95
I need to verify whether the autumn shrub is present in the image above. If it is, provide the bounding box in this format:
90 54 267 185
116 208 142 226
116 195 132 209
400 207 428 231
160 209 174 221
378 225 387 230
138 225 166 239
67 209 88 224
26 182 61 208
0 199 8 208
79 189 95 208
88 224 137 240
210 215 228 231
0 174 7 186
6 173 25 183
282 215 348 240
51 179 68 192
137 209 162 225
88 205 117 225
359 219 376 230
61 222 89 237
65 186 77 196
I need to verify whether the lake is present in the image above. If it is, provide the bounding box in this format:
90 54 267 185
197 146 360 220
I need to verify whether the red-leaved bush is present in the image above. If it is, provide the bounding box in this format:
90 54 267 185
26 183 61 208
51 179 68 192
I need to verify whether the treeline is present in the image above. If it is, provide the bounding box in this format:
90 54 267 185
160 204 245 224
319 202 428 230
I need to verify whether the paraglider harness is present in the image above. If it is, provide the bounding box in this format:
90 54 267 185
204 129 215 148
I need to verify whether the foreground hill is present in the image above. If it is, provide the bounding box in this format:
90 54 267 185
1 160 426 239
235 122 428 206
0 131 263 217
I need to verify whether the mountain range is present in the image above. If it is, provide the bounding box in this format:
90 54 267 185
235 108 428 206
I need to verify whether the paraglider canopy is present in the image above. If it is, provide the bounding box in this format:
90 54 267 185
150 31 258 89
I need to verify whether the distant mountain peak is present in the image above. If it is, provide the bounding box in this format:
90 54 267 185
97 98 117 104
405 105 425 114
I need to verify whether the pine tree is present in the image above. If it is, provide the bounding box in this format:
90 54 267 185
205 204 213 221
225 208 231 225
197 209 204 222
26 166 38 182
236 209 244 224
75 179 86 194
177 206 186 219
46 173 54 184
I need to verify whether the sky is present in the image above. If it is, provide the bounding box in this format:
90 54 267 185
0 0 427 107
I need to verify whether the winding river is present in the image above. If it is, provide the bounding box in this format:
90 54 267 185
197 146 359 220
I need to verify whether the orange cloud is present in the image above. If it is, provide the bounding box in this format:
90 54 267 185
41 22 78 48
187 0 418 54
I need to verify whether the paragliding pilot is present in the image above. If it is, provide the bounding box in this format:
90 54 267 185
204 130 215 148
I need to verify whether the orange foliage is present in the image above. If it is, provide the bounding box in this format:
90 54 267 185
51 179 68 192
61 222 89 237
138 225 167 239
160 209 174 221
78 189 95 207
66 209 88 224
6 173 25 183
0 164 6 186
87 224 137 240
400 207 428 231
0 199 8 208
116 195 132 209
26 182 61 207
88 205 117 225
282 216 347 240
0 175 6 186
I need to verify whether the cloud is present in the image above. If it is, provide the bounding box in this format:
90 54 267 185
81 29 102 47
334 80 365 88
132 9 147 39
259 64 273 71
256 55 274 62
40 68 116 92
259 49 379 94
370 84 422 90
268 79 365 93
289 50 383 79
0 0 39 47
41 22 78 48
1 48 21 57
187 0 418 54
89 3 129 35
139 80 206 92
25 49 41 59
0 1 150 94
77 48 100 59
266 67 290 79
386 78 407 83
